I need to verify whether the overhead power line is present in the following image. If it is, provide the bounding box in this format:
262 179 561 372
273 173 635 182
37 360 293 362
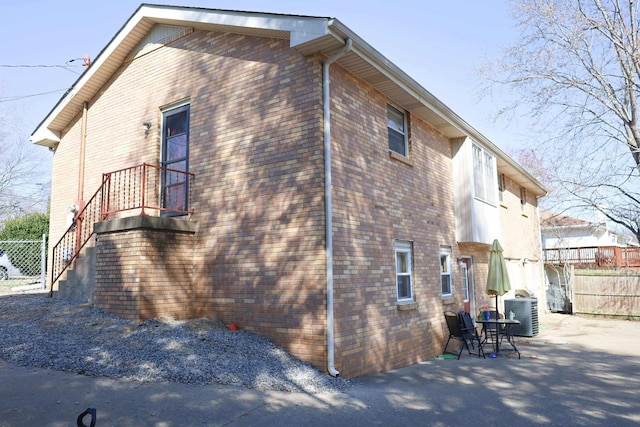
0 88 68 103
0 58 89 103
1 64 71 69
0 57 90 74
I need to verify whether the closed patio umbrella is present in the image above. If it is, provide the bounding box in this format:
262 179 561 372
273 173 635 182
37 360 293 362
486 239 511 317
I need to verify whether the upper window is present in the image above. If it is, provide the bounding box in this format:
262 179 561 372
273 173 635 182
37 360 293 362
440 246 452 297
498 173 505 203
395 241 413 302
520 187 527 212
473 144 496 204
387 105 408 157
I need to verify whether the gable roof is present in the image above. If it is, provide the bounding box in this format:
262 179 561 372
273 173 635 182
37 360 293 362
540 211 594 228
30 3 547 197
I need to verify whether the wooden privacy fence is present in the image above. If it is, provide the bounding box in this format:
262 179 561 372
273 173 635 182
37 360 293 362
572 268 640 318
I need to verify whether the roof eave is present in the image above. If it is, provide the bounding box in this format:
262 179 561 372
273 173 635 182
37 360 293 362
319 20 548 197
30 4 331 146
30 5 548 197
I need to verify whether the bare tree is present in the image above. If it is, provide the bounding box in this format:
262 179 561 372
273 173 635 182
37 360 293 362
481 0 640 242
0 107 50 226
0 142 39 222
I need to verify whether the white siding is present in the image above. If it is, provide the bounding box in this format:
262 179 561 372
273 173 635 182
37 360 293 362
453 137 500 244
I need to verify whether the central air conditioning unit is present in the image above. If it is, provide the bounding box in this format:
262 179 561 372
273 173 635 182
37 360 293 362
504 298 539 337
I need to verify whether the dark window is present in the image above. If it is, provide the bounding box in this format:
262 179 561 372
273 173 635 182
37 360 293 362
161 104 190 215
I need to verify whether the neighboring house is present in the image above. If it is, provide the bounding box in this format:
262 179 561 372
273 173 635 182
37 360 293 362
30 5 546 377
541 211 640 311
541 210 640 265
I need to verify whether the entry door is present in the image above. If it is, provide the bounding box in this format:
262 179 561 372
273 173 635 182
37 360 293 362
161 104 190 215
461 257 476 316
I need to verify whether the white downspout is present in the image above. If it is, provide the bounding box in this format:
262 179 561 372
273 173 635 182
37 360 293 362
323 38 352 377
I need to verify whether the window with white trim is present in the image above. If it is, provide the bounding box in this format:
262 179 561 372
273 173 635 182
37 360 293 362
387 105 408 157
473 144 497 204
395 241 413 301
440 246 452 297
461 262 469 302
520 186 527 212
498 173 505 203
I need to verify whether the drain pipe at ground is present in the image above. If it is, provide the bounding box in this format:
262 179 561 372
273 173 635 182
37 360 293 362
323 38 352 377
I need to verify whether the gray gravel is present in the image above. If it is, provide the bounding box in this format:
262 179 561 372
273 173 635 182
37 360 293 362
0 289 351 394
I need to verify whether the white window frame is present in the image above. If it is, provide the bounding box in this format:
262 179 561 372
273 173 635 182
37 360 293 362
472 143 497 205
520 186 527 212
461 261 469 302
387 104 408 157
395 241 413 302
440 246 452 297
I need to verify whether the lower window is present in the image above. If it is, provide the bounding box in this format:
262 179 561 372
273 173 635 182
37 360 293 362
440 246 452 297
395 241 414 301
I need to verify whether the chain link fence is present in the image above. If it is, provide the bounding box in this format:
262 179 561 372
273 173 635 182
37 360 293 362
0 236 47 292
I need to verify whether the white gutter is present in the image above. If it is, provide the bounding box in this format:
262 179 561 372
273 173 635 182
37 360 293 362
323 38 351 377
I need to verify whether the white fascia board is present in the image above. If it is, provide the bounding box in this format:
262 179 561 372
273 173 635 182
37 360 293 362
30 8 148 146
141 5 330 46
29 127 61 148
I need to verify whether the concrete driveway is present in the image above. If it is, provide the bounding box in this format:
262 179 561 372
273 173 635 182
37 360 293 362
1 312 639 426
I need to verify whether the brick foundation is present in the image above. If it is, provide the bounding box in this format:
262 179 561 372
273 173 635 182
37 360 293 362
93 216 197 321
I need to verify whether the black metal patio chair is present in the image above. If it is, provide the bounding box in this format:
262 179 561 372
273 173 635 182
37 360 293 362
442 311 485 359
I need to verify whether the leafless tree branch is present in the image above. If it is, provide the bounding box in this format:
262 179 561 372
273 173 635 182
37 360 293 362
483 0 640 242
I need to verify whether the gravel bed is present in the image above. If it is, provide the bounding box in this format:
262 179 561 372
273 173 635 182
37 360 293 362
0 288 351 394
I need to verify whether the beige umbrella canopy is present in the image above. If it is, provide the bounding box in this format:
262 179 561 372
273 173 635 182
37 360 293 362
486 239 511 316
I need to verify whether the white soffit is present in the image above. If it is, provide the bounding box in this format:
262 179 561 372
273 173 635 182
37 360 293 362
127 24 193 61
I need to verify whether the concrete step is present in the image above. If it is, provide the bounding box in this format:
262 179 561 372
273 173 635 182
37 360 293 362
55 246 96 303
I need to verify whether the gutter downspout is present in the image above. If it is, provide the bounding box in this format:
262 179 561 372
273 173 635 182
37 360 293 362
323 38 352 377
78 101 88 206
74 101 89 259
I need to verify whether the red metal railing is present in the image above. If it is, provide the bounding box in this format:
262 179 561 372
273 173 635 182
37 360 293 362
49 163 194 294
543 246 640 269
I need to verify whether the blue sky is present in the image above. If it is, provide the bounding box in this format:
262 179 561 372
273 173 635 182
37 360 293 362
0 1 520 175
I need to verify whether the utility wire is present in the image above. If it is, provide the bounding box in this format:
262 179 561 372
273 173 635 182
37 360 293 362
0 88 68 103
0 62 82 75
0 58 88 102
0 64 70 69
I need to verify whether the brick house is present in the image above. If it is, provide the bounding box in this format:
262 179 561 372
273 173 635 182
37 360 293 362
30 4 546 377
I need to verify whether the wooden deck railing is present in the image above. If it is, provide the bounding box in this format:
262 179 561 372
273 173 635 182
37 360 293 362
49 163 194 294
543 246 640 268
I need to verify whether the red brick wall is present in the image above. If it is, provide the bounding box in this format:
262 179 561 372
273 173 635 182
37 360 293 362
94 224 195 321
179 33 329 369
458 242 492 312
50 26 474 377
499 174 543 261
328 65 461 376
49 28 329 370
